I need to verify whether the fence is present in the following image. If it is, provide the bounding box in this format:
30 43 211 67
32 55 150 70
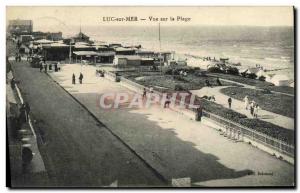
202 110 294 158
108 74 294 159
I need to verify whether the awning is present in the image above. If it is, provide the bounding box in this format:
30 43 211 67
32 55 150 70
73 51 115 57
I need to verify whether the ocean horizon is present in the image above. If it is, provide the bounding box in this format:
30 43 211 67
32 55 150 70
43 25 294 79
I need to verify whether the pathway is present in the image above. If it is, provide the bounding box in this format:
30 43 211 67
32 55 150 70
48 63 294 187
190 86 294 130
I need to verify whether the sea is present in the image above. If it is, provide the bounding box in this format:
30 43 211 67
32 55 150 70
62 25 294 79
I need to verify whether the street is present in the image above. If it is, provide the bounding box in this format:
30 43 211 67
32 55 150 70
10 59 166 187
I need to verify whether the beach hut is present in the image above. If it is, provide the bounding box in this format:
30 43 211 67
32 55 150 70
270 74 290 86
243 67 260 75
256 69 266 77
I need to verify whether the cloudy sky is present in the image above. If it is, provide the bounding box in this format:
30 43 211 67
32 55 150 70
7 6 294 31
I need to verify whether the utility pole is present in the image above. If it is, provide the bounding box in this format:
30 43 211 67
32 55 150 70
69 38 73 64
159 23 162 75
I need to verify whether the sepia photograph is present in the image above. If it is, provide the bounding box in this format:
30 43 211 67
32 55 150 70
6 6 295 188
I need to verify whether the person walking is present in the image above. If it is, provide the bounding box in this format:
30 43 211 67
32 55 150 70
196 107 203 122
164 95 171 108
228 97 232 109
72 73 76 84
142 88 147 99
79 73 83 84
244 95 249 110
254 104 260 118
250 101 255 116
39 61 43 72
10 78 16 90
44 63 48 73
216 77 222 86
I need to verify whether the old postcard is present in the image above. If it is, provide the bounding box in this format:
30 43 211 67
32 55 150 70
6 6 295 188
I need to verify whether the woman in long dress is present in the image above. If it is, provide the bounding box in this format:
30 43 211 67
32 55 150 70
244 95 249 110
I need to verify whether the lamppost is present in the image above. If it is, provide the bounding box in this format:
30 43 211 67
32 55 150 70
69 38 74 64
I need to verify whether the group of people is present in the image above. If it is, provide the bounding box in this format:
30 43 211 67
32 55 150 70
40 61 60 73
244 95 260 118
72 73 84 84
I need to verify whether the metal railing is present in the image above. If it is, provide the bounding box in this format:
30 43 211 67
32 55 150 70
202 110 294 157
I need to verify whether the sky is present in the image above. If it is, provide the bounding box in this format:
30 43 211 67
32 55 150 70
6 6 294 31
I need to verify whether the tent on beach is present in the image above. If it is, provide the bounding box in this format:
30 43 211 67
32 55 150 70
270 74 290 86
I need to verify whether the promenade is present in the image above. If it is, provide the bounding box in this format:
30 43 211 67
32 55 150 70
48 63 294 186
10 60 165 187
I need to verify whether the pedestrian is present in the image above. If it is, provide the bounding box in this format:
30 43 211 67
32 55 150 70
228 97 232 109
164 95 171 108
254 104 260 118
54 62 58 72
244 95 249 110
196 107 203 121
79 73 83 84
10 78 16 90
216 77 222 86
142 88 147 99
24 102 30 122
250 101 255 116
72 73 76 84
40 61 43 72
49 63 52 71
44 63 48 73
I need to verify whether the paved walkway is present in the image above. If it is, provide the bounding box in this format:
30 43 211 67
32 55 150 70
48 63 294 187
10 61 165 187
190 86 294 130
7 70 50 187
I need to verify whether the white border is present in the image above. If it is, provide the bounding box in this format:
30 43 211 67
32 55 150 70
1 0 298 192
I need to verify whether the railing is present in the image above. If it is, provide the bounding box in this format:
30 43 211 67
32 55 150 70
115 76 294 158
104 71 119 82
202 110 294 157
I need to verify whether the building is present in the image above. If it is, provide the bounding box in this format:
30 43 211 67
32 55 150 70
74 43 96 52
113 55 142 67
8 19 33 35
167 59 187 66
73 51 115 64
141 58 154 66
136 50 155 58
32 31 63 41
115 47 136 55
42 43 70 61
73 31 90 43
19 35 33 44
